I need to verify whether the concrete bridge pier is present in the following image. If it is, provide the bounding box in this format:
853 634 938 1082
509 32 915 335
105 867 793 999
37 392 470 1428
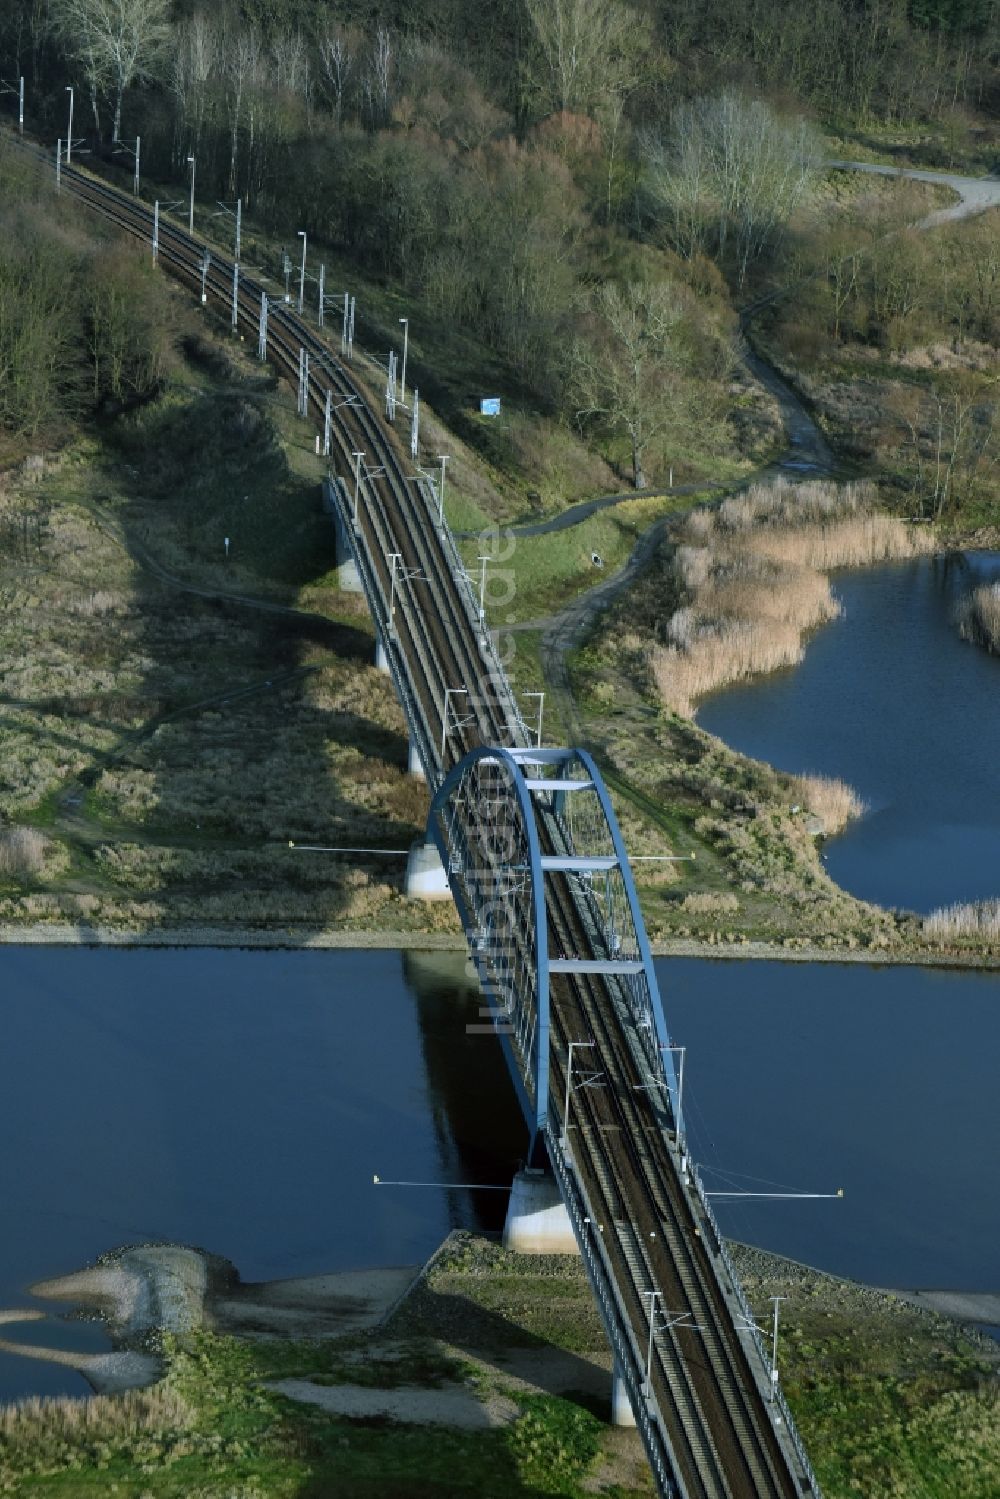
407 738 426 781
375 635 391 674
403 840 450 900
323 477 362 593
612 1362 637 1428
502 1169 579 1255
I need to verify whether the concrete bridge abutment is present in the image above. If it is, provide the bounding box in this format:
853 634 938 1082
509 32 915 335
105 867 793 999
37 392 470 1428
504 1170 634 1430
502 1169 579 1256
407 738 426 781
403 840 450 900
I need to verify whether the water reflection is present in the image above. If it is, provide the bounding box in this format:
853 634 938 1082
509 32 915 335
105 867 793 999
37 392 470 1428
663 956 1000 1292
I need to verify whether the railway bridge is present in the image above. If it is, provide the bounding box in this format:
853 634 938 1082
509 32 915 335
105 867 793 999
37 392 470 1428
15 135 823 1499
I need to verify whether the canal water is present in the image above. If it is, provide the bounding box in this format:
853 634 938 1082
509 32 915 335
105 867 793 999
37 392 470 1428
697 551 1000 914
2 946 998 1401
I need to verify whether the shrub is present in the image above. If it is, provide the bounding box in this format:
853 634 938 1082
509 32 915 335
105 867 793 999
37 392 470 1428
681 891 739 914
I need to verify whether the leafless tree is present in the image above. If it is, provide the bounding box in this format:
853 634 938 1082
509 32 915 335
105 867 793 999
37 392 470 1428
896 375 999 518
362 24 393 128
317 24 354 127
170 10 217 158
224 23 262 197
271 30 312 123
51 0 171 141
572 280 692 489
524 0 646 119
645 91 820 285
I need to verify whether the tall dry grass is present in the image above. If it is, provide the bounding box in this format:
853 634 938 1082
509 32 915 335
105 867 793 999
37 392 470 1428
0 1385 190 1442
791 773 867 835
924 900 1000 943
955 582 1000 655
0 826 46 879
653 479 934 716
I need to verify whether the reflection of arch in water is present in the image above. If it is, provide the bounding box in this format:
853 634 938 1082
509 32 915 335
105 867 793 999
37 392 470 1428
401 949 527 1235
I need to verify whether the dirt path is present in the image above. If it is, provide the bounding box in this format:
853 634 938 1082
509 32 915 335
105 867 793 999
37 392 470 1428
828 159 1000 228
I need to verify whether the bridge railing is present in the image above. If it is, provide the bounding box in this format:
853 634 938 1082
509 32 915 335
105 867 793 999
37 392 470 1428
325 476 443 789
689 1165 822 1497
545 1120 681 1495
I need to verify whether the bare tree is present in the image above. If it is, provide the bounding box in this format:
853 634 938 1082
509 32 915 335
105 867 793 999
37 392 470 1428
895 375 999 518
317 24 354 127
51 0 170 141
524 0 646 119
271 30 312 122
572 280 705 489
362 24 393 128
224 23 262 198
645 91 820 285
171 10 217 158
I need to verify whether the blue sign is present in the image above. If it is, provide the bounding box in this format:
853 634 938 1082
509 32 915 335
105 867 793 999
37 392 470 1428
480 397 501 416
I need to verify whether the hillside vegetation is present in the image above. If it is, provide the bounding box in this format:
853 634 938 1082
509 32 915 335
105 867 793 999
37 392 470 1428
3 0 998 520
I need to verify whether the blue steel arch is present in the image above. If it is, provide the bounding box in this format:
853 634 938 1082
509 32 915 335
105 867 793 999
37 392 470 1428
574 747 680 1124
427 744 682 1159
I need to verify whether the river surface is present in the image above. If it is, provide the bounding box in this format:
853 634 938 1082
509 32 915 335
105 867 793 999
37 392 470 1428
2 946 998 1402
697 551 1000 914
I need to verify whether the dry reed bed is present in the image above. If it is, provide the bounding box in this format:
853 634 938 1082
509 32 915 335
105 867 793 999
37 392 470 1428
0 827 46 879
653 479 935 718
924 899 1000 943
955 581 1000 655
790 773 867 836
0 1387 190 1444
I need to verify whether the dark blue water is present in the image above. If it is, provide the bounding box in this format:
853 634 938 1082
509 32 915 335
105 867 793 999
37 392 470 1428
662 957 1000 1294
2 947 997 1402
0 947 526 1402
697 552 1000 913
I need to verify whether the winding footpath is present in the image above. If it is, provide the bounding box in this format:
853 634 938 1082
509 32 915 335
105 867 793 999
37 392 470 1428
828 159 1000 228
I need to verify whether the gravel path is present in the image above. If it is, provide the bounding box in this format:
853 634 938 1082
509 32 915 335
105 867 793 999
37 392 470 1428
267 1378 518 1428
828 159 1000 228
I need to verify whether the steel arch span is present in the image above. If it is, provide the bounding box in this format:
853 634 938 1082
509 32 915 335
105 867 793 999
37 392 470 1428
427 745 681 1163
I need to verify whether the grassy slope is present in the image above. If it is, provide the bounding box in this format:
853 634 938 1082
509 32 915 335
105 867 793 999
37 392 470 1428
0 299 460 936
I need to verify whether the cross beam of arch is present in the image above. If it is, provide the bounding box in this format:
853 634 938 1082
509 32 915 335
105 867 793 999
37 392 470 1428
427 745 680 1162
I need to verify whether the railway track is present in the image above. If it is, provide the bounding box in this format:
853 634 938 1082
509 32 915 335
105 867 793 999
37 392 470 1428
13 136 821 1499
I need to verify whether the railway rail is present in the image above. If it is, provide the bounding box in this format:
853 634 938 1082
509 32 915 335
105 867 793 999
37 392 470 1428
12 134 821 1499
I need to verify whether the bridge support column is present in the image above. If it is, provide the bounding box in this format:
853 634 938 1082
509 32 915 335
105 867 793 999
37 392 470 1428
407 737 426 781
404 840 450 900
374 636 391 674
323 477 363 593
611 1362 637 1428
502 1169 579 1256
